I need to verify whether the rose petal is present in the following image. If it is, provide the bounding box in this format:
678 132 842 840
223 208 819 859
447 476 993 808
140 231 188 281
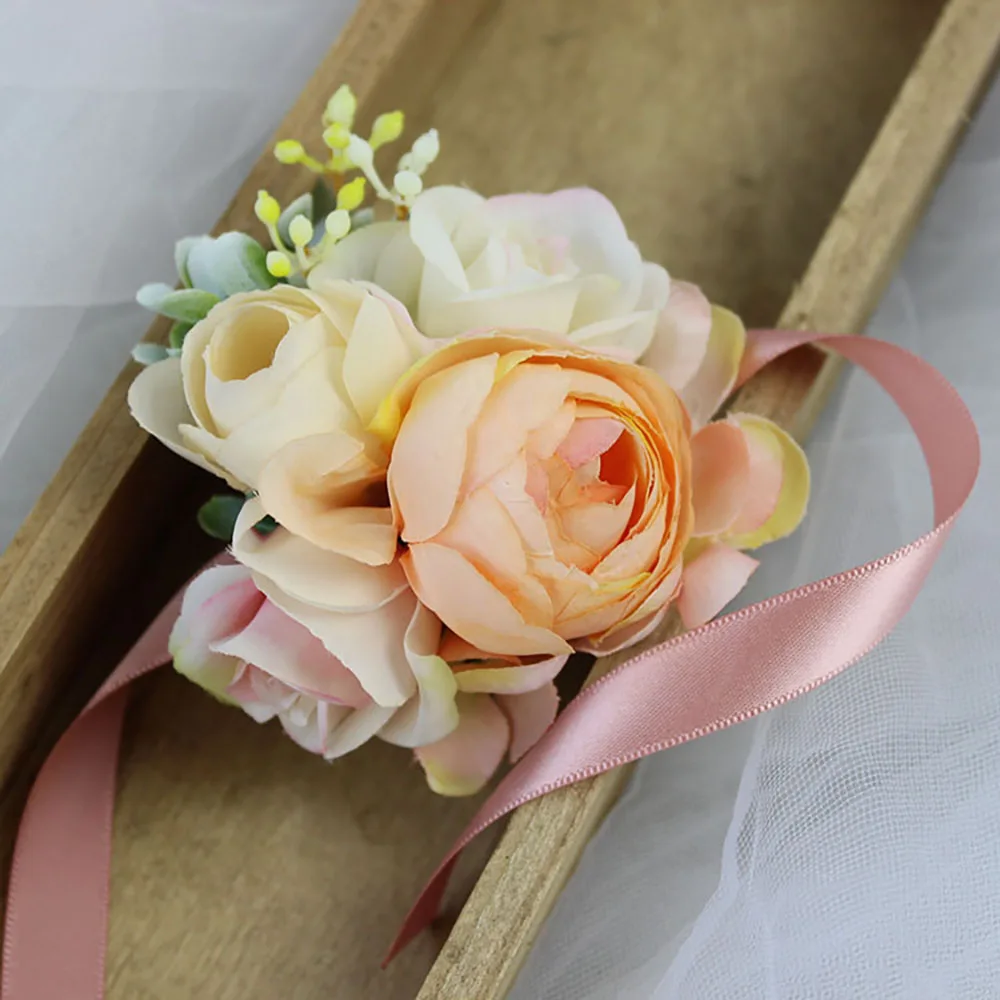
277 700 344 754
573 603 670 656
255 577 419 708
724 414 810 549
415 693 509 796
404 542 571 657
168 565 262 700
318 703 397 760
342 292 422 424
211 598 369 707
677 542 759 629
202 311 328 434
409 186 487 291
527 400 577 460
128 358 239 487
690 420 752 536
185 344 362 489
423 278 584 340
569 308 658 362
556 483 636 570
232 498 407 612
488 189 642 311
309 221 398 280
677 305 747 427
641 279 712 391
556 417 625 470
389 353 498 542
257 433 395 566
497 682 559 762
455 652 567 694
463 362 573 494
378 603 460 748
436 485 554 628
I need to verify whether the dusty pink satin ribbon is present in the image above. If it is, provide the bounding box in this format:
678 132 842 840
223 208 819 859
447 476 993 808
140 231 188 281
1 331 979 997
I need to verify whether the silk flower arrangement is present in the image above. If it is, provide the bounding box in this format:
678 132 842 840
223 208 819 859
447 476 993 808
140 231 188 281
127 87 809 796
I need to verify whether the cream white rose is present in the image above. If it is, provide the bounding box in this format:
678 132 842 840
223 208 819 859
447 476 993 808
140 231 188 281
310 186 747 426
128 282 428 492
311 186 671 354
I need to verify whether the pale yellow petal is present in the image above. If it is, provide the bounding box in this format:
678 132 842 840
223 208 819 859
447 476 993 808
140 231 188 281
724 414 810 550
679 305 747 427
378 603 459 748
342 292 421 424
232 498 407 612
415 693 509 796
455 652 567 695
128 358 242 488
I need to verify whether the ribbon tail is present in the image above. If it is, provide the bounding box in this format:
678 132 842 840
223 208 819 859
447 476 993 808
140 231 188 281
1 588 187 1000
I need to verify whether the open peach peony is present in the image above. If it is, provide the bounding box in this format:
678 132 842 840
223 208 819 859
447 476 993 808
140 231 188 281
377 332 695 657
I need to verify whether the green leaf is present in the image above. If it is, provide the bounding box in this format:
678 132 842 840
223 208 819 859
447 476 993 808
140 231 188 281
168 321 192 350
253 514 279 536
350 206 376 230
174 236 201 287
136 284 219 323
277 193 314 248
185 232 276 297
196 494 246 543
311 177 339 222
131 343 169 366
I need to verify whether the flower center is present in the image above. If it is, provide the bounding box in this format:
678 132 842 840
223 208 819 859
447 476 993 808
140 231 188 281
209 306 289 381
525 414 637 573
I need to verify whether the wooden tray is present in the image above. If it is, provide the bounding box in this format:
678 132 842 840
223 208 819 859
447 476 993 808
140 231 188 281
1 1 998 997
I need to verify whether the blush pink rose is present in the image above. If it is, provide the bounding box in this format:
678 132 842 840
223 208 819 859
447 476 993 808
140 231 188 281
170 562 563 792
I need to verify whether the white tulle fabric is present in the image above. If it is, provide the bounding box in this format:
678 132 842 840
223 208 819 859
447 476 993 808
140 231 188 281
0 0 358 550
511 77 1000 1000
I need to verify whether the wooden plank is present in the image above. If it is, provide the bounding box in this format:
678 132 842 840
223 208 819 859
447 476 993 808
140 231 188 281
420 1 1000 996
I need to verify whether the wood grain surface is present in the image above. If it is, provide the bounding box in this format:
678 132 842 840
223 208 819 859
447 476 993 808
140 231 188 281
0 0 995 997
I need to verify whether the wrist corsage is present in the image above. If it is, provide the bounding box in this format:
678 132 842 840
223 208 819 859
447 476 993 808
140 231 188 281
128 85 808 796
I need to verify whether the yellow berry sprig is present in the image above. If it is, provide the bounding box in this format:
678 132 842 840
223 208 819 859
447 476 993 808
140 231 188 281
271 84 440 215
254 175 367 281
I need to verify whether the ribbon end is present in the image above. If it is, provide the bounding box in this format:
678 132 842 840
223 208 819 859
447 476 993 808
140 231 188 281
383 855 458 967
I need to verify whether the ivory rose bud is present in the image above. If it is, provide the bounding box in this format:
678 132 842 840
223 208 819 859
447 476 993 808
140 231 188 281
377 332 695 656
311 185 748 426
128 282 428 493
